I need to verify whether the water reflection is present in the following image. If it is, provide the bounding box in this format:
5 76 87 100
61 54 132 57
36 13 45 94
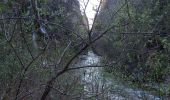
76 51 161 100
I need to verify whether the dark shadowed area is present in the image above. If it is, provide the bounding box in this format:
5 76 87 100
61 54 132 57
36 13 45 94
0 0 170 100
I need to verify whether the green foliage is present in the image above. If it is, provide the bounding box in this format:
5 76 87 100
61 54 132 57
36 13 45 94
145 53 168 82
0 2 5 12
96 0 170 87
0 51 21 87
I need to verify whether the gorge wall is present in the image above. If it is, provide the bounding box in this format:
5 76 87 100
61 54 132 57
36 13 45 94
92 0 170 86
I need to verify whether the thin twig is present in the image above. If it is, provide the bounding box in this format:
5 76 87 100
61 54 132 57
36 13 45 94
14 42 48 100
19 18 34 59
0 17 29 20
1 16 25 69
40 1 128 99
55 41 72 69
88 0 102 43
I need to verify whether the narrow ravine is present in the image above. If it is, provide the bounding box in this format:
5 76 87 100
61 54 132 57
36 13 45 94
75 51 161 100
77 0 164 99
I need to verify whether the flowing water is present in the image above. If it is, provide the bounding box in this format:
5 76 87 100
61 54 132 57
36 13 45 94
75 51 161 100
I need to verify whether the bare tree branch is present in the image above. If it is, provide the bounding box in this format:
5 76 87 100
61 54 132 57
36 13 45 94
88 0 102 43
55 41 72 69
14 42 49 100
0 17 29 20
40 1 129 99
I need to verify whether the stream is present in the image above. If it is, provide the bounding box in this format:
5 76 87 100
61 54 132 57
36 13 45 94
75 51 161 100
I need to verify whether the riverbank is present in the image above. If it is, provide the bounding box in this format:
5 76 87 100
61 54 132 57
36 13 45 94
75 51 163 99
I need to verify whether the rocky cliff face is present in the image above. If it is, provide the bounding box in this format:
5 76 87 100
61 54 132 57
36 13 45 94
92 0 123 56
92 0 170 85
0 0 86 99
46 0 83 40
29 0 87 51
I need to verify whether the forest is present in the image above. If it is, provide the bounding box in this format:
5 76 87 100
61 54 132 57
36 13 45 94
0 0 170 100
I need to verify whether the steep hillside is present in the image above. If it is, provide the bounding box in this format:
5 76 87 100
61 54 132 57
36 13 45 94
93 0 170 96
